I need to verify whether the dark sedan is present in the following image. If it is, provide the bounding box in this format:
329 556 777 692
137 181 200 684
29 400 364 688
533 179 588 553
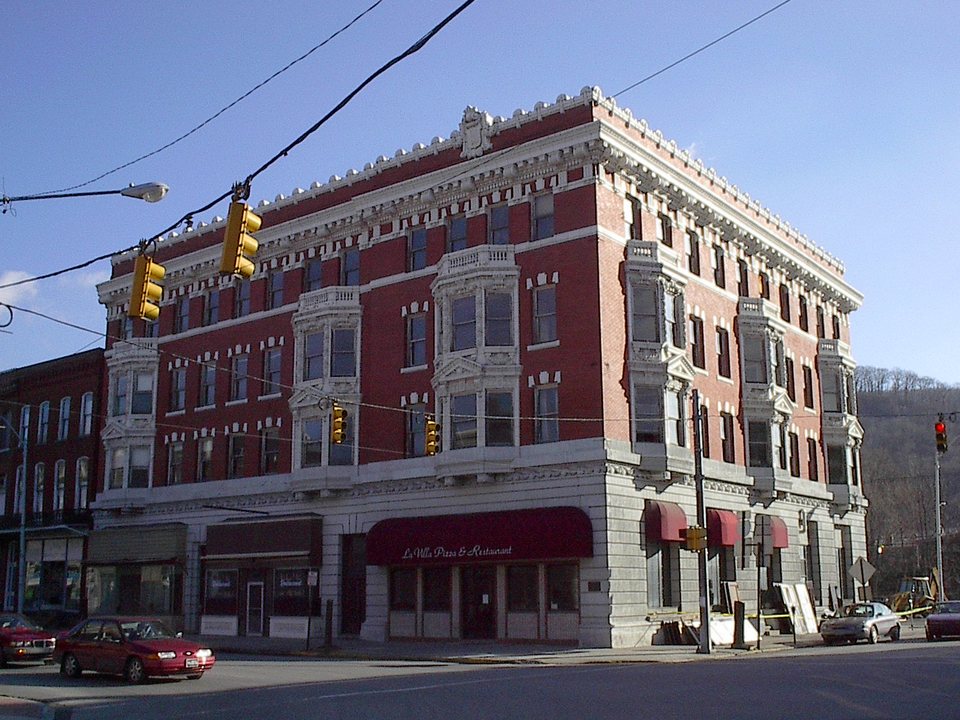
53 617 215 683
926 601 960 641
0 614 56 666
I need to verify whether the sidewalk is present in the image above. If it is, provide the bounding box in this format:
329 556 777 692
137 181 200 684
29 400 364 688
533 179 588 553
185 630 825 665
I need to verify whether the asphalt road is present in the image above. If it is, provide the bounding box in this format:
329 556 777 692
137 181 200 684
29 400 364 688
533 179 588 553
2 636 958 719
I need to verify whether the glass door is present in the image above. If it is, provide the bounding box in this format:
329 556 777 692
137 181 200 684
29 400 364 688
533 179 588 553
246 581 264 636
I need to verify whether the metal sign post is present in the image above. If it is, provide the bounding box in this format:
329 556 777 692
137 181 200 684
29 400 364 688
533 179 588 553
692 391 710 654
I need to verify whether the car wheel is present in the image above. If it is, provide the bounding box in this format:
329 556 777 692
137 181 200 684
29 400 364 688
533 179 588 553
61 654 82 678
890 625 901 641
124 657 147 684
0 649 6 668
186 672 203 680
868 626 879 644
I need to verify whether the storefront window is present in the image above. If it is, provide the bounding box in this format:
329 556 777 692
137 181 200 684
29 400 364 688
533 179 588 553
205 569 238 615
547 564 578 611
86 566 118 615
22 538 82 611
141 566 180 615
274 568 310 616
507 565 538 612
390 568 416 611
422 567 451 612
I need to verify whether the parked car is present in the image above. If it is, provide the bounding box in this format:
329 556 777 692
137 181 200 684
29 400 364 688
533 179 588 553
820 602 901 645
925 601 960 641
0 614 56 667
54 617 215 683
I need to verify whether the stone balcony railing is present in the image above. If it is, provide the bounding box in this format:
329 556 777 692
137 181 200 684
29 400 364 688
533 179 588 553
435 244 516 281
296 286 361 315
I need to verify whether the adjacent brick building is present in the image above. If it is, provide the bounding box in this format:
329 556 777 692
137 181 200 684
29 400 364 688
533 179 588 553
93 87 865 647
0 349 104 624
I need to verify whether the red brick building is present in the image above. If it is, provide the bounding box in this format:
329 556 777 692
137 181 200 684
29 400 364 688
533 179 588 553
94 88 864 647
0 349 104 624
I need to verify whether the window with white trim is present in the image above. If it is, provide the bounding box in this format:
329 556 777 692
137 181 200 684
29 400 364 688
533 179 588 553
533 194 554 240
33 462 44 514
451 393 477 449
533 285 557 344
58 397 71 441
489 204 510 244
37 401 50 444
535 385 559 444
633 386 663 443
54 459 66 512
75 457 89 509
79 392 94 436
451 296 476 351
485 391 514 446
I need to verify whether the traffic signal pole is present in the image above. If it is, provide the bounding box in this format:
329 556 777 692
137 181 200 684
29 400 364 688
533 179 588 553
692 390 710 654
935 449 944 598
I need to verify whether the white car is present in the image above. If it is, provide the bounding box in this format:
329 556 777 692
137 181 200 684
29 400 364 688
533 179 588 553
820 602 901 645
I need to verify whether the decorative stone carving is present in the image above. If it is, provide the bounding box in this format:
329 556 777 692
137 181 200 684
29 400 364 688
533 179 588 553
460 107 493 159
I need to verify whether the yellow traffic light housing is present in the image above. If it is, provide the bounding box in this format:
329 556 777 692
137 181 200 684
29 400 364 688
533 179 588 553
128 255 165 321
425 415 440 456
221 201 261 278
936 417 948 454
683 525 708 552
331 403 347 444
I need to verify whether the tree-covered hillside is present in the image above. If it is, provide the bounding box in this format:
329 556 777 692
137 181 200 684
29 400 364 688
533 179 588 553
856 367 960 597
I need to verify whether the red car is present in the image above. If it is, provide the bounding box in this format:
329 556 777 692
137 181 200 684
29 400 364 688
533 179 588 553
926 601 960 641
0 614 56 667
54 617 215 683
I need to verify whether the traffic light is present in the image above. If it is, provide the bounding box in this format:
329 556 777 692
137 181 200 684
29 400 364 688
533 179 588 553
425 415 440 456
331 403 347 444
683 525 707 552
936 417 948 454
221 201 261 278
128 255 165 321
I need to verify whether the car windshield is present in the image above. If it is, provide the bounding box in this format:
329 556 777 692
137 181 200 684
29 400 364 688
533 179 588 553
0 615 40 631
120 620 178 640
935 602 960 614
842 604 874 618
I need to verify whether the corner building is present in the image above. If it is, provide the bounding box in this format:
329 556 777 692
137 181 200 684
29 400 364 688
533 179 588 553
95 87 865 647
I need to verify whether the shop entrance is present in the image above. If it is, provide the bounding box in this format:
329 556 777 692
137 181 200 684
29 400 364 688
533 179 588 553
461 566 496 639
341 534 366 635
246 581 264 636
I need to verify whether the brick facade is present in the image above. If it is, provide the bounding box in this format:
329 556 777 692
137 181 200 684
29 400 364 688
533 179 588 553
91 88 865 647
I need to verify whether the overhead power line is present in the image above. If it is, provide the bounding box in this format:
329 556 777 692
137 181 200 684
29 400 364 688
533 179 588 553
1 0 787 295
612 0 794 98
22 0 387 198
0 0 477 294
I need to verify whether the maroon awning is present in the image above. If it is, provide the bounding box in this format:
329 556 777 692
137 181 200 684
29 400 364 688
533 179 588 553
205 517 323 563
769 516 789 549
645 500 688 543
707 509 740 547
366 507 593 566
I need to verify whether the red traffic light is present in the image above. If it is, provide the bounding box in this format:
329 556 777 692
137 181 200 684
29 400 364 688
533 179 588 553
936 419 948 453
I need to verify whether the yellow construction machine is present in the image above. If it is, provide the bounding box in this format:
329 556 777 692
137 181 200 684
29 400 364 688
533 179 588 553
890 569 944 616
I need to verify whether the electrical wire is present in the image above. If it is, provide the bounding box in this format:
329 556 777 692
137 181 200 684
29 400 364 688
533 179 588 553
0 0 794 296
8 299 955 434
20 0 388 198
612 0 794 98
0 0 477 295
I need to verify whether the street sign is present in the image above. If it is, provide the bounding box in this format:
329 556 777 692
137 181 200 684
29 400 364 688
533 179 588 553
307 570 319 587
850 557 876 583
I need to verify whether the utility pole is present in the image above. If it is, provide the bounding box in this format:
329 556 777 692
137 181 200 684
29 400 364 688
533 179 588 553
692 390 710 654
934 449 944 596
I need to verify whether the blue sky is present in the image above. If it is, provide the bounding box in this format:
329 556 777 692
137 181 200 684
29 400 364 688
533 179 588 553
2 0 958 383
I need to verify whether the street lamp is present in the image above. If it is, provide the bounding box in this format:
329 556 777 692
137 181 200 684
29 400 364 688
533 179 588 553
2 181 169 208
0 416 28 614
